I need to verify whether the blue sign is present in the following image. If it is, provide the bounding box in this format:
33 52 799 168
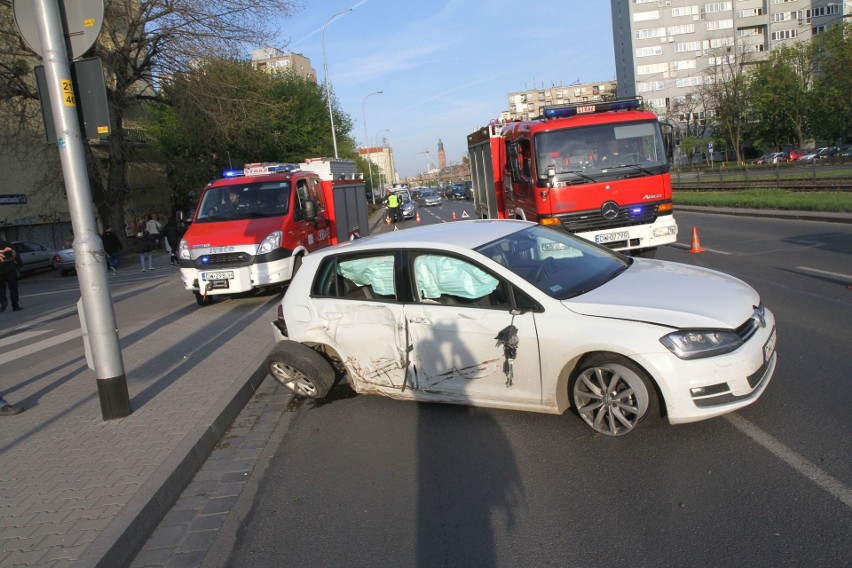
0 194 27 205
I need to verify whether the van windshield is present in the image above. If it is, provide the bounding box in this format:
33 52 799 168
535 120 667 185
195 181 291 222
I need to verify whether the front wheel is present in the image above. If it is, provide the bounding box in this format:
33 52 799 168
266 341 335 399
194 292 213 306
570 355 659 436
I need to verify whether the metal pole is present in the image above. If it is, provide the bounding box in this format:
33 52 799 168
362 90 382 204
35 0 130 419
323 8 352 159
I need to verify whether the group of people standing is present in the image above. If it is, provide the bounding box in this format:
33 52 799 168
131 214 184 272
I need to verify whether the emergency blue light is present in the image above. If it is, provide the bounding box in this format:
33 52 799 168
200 255 210 265
222 169 243 178
543 97 643 120
631 207 643 214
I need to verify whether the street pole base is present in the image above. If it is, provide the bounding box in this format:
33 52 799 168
97 376 132 419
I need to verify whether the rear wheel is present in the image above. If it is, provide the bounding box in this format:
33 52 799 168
266 341 335 399
570 354 658 436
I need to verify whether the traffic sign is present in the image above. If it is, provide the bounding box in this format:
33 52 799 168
13 0 104 60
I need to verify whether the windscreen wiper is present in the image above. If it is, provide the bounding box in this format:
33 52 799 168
603 163 654 176
554 170 596 184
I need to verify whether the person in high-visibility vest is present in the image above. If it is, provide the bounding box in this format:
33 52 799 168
386 192 401 223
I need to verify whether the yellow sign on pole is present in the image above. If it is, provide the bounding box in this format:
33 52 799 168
62 79 75 106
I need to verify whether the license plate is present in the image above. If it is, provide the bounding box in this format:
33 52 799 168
595 231 629 244
763 327 777 362
201 271 234 281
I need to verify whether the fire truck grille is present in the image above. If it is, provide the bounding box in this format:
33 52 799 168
557 204 659 234
195 252 252 267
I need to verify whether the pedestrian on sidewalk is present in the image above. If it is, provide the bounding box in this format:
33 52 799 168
0 238 23 312
0 394 24 416
101 225 123 273
163 214 182 266
136 221 154 272
145 214 162 250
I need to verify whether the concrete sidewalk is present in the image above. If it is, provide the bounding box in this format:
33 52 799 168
0 261 277 568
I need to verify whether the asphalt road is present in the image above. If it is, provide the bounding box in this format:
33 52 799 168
219 206 852 568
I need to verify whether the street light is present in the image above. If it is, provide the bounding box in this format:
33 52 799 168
362 90 383 203
323 8 353 159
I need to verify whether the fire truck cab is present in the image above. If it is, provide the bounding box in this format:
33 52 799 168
468 97 678 257
178 159 366 306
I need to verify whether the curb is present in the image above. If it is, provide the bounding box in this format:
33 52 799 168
79 361 270 568
675 205 852 224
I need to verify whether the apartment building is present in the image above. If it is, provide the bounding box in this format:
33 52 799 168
611 0 850 122
359 141 398 190
250 49 317 82
500 80 619 122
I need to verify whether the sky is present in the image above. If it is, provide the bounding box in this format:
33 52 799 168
264 0 617 179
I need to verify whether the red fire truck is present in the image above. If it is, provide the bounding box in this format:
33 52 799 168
467 97 678 257
178 158 368 306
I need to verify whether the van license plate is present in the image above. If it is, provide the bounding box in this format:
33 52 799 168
202 271 234 281
595 231 629 244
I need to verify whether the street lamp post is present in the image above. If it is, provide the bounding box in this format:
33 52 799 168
323 8 352 159
362 90 383 204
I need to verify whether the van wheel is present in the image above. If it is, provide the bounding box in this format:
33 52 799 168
194 292 213 306
569 354 659 436
632 248 656 259
266 341 335 399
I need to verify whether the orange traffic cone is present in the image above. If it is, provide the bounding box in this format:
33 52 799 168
385 214 391 225
452 211 457 221
687 226 706 253
416 211 421 223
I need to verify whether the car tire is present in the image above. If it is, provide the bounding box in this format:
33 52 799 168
569 354 659 436
266 341 335 399
194 292 213 306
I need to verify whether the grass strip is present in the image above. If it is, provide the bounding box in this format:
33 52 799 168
672 188 852 213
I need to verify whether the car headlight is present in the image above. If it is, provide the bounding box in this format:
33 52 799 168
258 230 282 255
660 330 742 360
178 239 190 260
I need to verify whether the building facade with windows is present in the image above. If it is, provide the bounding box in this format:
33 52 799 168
250 49 317 82
500 81 619 122
611 0 850 123
359 141 398 191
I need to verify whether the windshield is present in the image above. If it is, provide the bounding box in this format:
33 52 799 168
195 181 291 222
535 120 667 184
474 225 631 300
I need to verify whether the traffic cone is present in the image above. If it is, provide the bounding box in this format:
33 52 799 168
452 211 457 221
687 226 706 253
385 214 391 225
416 211 421 223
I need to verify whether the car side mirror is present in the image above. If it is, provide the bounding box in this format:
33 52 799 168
302 199 317 221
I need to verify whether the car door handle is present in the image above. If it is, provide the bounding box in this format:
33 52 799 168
409 317 431 325
319 312 344 320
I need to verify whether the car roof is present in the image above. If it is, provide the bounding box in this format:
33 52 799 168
319 219 534 257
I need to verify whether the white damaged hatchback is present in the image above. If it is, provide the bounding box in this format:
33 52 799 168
267 220 777 436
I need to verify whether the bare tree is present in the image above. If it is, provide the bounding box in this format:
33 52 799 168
1 0 301 234
701 46 753 164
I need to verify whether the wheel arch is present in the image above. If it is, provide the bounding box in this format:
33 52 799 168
555 350 667 420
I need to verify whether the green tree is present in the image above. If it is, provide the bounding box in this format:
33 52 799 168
701 46 753 164
810 23 852 144
748 43 813 150
151 58 359 207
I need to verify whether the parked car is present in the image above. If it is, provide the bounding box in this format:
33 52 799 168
796 148 824 163
817 146 840 159
753 153 775 165
838 144 852 157
787 149 810 162
11 240 56 275
266 220 777 437
771 151 790 163
417 188 442 207
52 248 76 276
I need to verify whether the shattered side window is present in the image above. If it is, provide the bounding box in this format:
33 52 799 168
413 254 509 309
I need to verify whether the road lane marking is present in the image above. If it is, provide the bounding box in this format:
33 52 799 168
725 413 852 509
795 266 852 283
0 330 53 349
0 329 82 366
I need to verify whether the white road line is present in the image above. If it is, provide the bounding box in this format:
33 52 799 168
725 413 852 509
0 329 82 366
670 242 732 255
0 330 53 349
795 266 852 282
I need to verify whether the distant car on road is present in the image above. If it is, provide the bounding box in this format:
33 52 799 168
787 149 810 162
52 248 76 276
12 240 56 275
266 220 777 437
417 188 442 207
400 195 417 219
